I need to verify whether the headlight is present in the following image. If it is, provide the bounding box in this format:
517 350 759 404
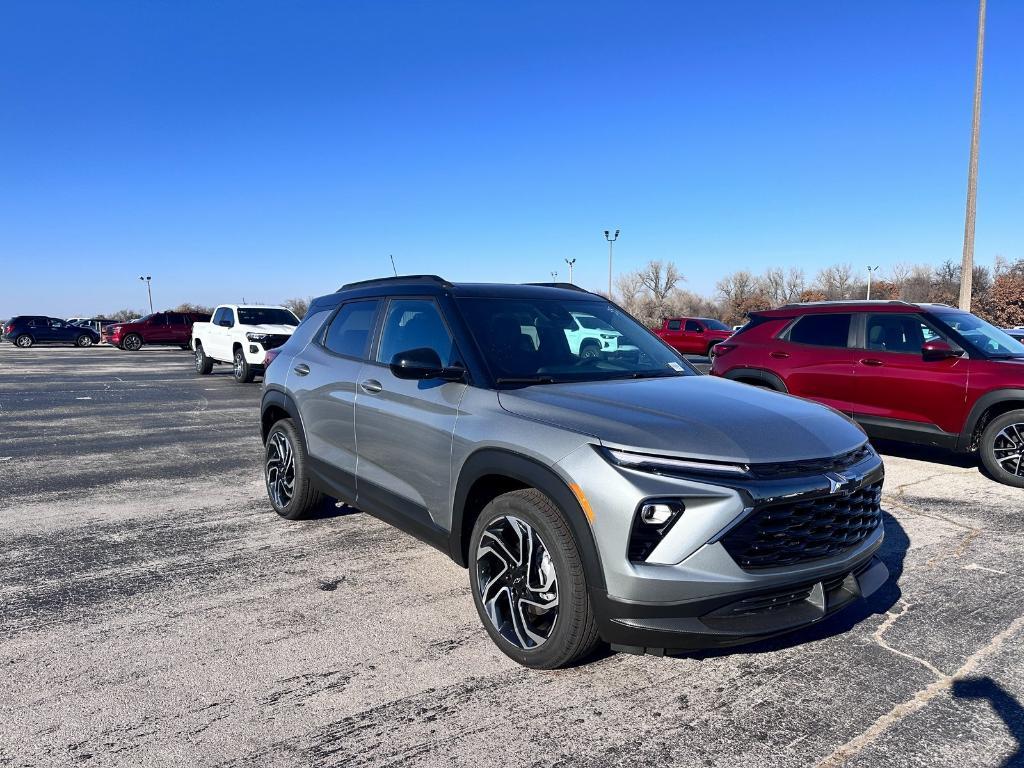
603 447 750 477
600 333 616 339
246 332 270 342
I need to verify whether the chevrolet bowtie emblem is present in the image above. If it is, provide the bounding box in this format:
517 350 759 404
826 472 852 494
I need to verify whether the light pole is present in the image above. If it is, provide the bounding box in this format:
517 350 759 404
550 271 558 282
564 258 576 284
959 0 987 311
866 265 880 300
139 275 153 313
603 229 619 296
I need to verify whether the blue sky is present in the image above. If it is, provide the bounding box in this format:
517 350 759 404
2 1 1021 316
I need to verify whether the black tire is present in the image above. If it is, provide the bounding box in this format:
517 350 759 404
706 341 719 357
194 342 213 375
264 418 323 520
580 341 601 360
979 409 1024 489
469 488 600 669
233 347 255 383
15 334 33 348
122 333 143 351
75 334 94 348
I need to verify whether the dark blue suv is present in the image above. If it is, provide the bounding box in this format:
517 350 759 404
3 316 101 348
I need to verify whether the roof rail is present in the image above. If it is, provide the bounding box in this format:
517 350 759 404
338 274 452 292
777 299 914 309
523 282 592 293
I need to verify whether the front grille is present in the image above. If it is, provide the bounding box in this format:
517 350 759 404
721 480 883 569
261 334 291 350
747 445 874 480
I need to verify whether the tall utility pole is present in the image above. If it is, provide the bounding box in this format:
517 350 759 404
959 0 987 311
603 229 620 296
138 275 153 313
564 258 576 284
866 265 880 300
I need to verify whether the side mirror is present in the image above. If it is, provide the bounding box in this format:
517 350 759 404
389 348 465 382
922 340 959 361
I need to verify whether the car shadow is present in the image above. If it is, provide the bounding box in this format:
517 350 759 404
951 677 1024 767
677 509 910 660
305 499 362 520
872 438 978 470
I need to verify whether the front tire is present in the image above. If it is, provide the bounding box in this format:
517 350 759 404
233 348 255 383
75 334 93 348
980 410 1024 489
121 333 142 351
15 334 33 348
194 342 213 375
469 488 600 669
580 342 601 361
264 418 323 519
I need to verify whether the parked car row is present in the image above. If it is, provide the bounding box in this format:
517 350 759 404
2 316 102 347
102 311 211 350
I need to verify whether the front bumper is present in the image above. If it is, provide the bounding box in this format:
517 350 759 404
592 552 888 654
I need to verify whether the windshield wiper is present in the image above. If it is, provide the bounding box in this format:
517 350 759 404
627 370 684 379
495 376 559 386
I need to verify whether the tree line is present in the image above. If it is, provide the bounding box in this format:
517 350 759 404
614 257 1024 329
101 297 312 322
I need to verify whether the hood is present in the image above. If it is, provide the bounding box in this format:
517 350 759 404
497 375 866 465
244 323 296 335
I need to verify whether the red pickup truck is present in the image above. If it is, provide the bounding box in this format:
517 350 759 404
653 317 734 356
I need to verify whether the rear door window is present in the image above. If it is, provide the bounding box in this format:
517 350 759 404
787 314 853 348
322 300 381 359
667 319 681 331
684 320 702 332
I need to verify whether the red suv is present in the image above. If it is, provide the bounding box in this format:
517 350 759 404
653 316 734 356
711 301 1024 487
104 311 210 351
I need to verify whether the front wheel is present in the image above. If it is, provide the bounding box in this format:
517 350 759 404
76 334 93 347
233 348 255 383
264 418 323 519
980 410 1024 489
15 334 33 348
121 334 142 351
469 488 600 669
580 342 601 360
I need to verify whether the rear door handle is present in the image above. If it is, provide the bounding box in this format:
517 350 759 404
860 358 884 367
359 379 383 394
293 363 310 376
770 351 790 359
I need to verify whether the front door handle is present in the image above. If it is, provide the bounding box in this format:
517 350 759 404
770 351 790 359
860 358 884 367
293 363 310 376
359 379 383 394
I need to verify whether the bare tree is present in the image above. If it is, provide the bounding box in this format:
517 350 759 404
283 297 311 319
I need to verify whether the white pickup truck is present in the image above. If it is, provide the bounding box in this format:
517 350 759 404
191 304 300 383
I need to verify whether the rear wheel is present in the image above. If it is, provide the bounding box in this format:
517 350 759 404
469 488 600 669
75 334 93 347
980 410 1024 489
194 342 213 375
15 334 33 348
233 348 255 383
264 418 322 519
122 334 142 351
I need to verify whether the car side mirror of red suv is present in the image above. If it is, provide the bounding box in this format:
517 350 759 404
922 340 959 361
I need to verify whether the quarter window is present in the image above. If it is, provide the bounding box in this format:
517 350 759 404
376 299 455 367
787 314 852 348
322 300 380 359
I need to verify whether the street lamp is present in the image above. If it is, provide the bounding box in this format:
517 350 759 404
603 229 619 296
550 271 558 282
866 265 880 300
139 275 153 313
564 258 576 284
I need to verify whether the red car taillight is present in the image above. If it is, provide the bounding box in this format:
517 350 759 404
264 348 282 368
3 324 11 335
711 343 736 357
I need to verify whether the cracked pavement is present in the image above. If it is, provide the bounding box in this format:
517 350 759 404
1 345 1023 767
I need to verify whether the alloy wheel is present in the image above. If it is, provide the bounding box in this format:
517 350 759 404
475 515 559 649
265 430 295 508
77 336 93 347
993 422 1024 477
124 335 141 351
234 352 244 379
194 349 204 372
16 336 32 348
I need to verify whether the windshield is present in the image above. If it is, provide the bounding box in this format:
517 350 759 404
456 297 696 384
702 318 731 331
237 308 299 326
136 314 153 323
936 311 1024 358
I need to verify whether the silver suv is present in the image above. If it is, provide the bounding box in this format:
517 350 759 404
260 276 888 668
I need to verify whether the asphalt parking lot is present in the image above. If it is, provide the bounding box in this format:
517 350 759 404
1 345 1023 767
